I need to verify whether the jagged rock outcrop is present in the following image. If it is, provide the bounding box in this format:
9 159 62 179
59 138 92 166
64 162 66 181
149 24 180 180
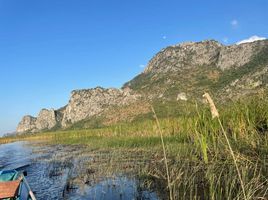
35 109 57 130
216 41 266 70
144 40 223 74
143 39 268 74
177 92 187 101
125 39 268 100
61 87 139 127
16 87 140 133
16 115 37 134
16 109 60 134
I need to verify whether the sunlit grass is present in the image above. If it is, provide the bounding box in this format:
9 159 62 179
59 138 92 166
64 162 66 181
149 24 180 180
1 94 268 199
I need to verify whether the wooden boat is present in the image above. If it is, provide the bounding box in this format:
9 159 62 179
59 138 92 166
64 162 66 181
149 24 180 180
0 169 36 200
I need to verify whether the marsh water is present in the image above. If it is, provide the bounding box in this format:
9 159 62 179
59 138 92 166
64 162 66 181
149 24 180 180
0 142 160 200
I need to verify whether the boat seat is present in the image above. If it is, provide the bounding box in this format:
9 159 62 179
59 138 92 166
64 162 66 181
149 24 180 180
0 180 21 199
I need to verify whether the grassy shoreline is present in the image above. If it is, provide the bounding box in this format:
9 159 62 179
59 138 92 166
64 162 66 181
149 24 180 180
1 95 268 199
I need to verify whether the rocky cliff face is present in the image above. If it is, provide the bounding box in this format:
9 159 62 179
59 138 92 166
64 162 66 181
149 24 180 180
125 39 268 100
35 109 58 130
17 115 37 134
143 40 223 74
216 40 265 70
142 40 266 75
16 109 59 134
16 87 139 133
16 39 268 134
61 87 139 127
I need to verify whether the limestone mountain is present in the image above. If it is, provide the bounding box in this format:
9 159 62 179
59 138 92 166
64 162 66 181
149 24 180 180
124 39 268 101
16 87 140 134
16 39 268 134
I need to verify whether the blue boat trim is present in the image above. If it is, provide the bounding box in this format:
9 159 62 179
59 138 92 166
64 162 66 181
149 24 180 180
0 169 36 200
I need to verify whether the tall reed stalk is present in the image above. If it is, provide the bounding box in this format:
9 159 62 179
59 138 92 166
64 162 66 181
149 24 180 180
151 106 173 200
203 92 247 200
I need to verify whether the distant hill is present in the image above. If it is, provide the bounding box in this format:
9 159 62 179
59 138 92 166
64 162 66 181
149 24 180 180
16 39 268 134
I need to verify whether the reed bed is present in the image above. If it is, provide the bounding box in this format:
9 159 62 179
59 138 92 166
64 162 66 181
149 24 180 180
1 94 268 199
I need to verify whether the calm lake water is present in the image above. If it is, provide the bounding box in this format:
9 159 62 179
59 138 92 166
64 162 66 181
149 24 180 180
0 141 159 200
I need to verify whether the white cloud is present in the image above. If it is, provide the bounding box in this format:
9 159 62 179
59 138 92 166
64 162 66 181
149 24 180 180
231 19 238 28
139 64 145 68
236 35 266 45
162 35 167 40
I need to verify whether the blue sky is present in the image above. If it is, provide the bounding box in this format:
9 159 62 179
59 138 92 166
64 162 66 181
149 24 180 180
0 0 267 135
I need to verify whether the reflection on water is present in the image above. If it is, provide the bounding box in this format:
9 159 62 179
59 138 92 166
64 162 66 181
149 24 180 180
0 142 159 200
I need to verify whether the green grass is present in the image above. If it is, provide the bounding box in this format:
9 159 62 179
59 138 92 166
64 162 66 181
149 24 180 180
2 94 268 199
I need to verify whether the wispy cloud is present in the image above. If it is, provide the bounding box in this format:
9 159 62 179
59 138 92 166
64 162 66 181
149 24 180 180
236 35 266 45
162 35 167 40
231 19 238 28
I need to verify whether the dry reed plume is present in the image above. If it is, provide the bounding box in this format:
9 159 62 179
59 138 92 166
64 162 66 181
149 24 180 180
203 92 247 200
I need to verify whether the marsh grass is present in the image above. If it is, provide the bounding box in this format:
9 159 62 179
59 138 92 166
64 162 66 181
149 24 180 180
203 92 246 199
1 94 268 199
151 105 173 200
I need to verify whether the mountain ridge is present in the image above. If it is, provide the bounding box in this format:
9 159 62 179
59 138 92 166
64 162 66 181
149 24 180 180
16 39 268 134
